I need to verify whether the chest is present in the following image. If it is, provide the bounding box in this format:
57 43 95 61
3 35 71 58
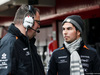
15 40 36 63
55 51 93 73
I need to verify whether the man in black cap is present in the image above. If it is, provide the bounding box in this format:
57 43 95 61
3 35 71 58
47 15 100 75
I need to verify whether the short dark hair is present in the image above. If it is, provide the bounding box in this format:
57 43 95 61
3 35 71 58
14 5 40 25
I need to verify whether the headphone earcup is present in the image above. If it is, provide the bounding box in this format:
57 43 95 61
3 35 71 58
23 16 34 28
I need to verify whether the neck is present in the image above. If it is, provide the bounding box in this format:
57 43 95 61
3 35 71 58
64 37 82 53
15 24 26 35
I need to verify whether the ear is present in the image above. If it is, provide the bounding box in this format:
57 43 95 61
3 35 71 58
77 30 81 36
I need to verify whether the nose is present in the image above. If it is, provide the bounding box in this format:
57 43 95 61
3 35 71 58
63 30 68 35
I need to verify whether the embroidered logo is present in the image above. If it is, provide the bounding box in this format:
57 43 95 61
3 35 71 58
26 51 30 56
58 56 67 63
81 55 90 58
23 48 28 51
1 53 7 59
58 56 67 59
0 53 8 69
67 19 71 22
58 59 67 63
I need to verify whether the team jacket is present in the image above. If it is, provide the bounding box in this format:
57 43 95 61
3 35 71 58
47 42 100 75
0 23 45 75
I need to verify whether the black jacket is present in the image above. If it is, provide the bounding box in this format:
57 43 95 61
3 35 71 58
0 23 45 75
47 41 100 75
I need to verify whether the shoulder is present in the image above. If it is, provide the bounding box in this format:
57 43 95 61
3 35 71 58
53 46 65 53
0 33 18 56
51 46 67 57
83 45 97 53
86 45 96 52
0 32 17 46
81 45 99 59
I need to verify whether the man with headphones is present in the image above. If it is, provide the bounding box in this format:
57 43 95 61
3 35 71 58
0 5 45 75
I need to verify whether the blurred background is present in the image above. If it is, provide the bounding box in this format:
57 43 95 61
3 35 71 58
0 0 100 73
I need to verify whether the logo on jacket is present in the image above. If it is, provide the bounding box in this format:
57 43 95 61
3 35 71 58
58 56 67 63
26 51 30 56
23 47 28 51
58 56 67 59
0 53 8 69
1 53 7 59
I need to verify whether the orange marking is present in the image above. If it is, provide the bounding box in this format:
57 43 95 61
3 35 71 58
16 36 18 40
60 47 64 50
83 45 89 49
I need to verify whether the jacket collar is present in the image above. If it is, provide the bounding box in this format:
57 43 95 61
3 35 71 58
8 23 36 44
63 40 85 53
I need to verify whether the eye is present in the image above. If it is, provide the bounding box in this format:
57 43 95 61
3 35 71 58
67 27 72 30
62 27 65 30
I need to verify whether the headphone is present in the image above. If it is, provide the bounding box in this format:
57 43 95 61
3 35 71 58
23 5 35 28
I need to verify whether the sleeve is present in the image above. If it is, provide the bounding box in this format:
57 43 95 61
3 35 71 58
0 38 15 75
92 52 100 73
47 52 58 75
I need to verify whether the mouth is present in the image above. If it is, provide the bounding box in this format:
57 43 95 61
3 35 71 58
64 36 69 38
64 36 69 40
